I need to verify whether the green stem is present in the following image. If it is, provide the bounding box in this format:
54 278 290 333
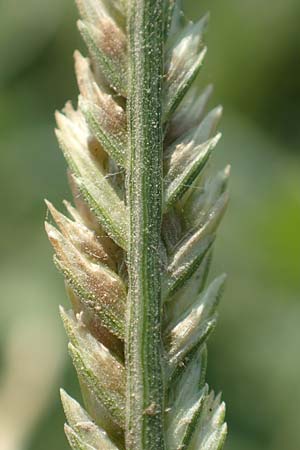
126 1 165 449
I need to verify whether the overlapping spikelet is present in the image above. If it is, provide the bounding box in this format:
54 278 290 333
46 0 229 448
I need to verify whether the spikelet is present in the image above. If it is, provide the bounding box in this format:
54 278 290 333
46 0 229 448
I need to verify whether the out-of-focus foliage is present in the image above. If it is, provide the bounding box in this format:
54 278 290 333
0 1 299 450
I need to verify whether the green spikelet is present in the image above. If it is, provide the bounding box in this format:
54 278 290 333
46 0 229 449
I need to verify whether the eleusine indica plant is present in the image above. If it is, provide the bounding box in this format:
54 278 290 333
45 0 230 449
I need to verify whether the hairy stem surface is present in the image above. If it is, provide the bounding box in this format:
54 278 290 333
126 1 165 449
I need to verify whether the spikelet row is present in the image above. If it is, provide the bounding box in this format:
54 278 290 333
46 1 229 448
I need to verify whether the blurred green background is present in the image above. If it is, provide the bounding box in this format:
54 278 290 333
0 0 299 449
